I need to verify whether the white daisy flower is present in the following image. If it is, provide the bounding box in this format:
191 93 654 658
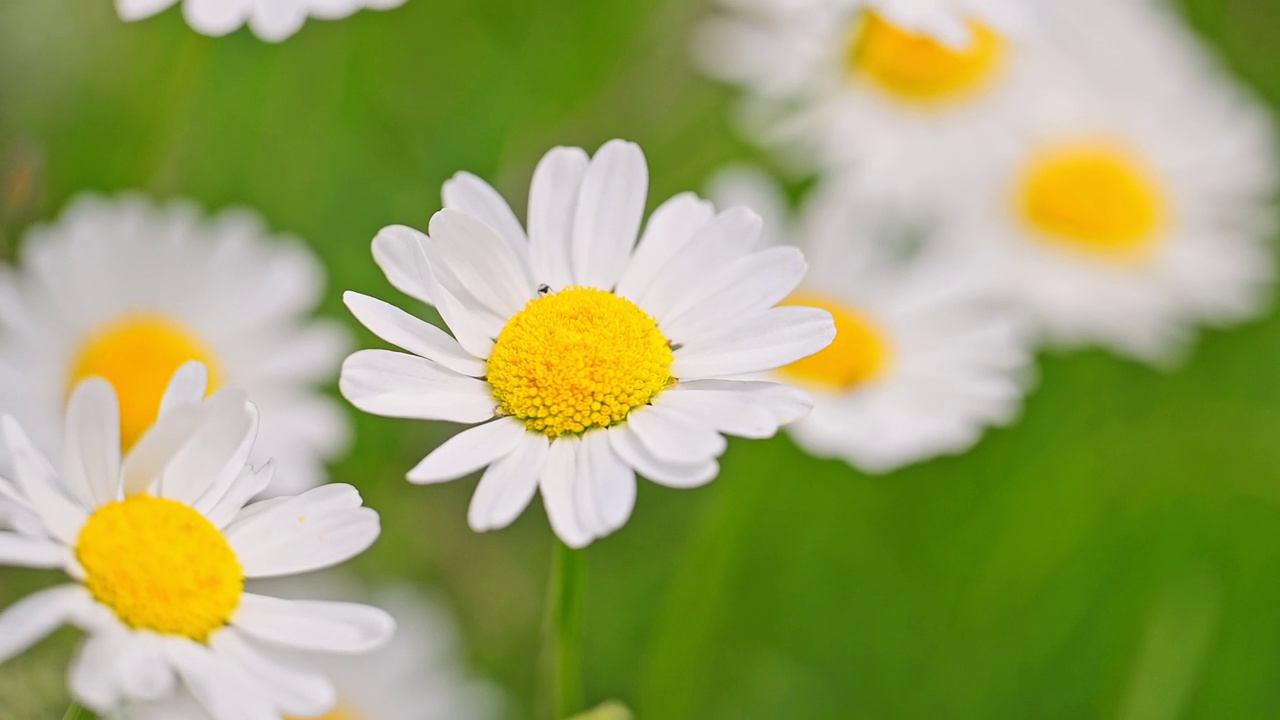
0 366 393 720
692 0 1045 200
127 577 502 720
115 0 407 42
0 193 350 496
937 0 1277 363
711 167 1032 473
340 139 834 548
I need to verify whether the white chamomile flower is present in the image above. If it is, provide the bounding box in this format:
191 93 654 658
115 0 407 42
712 167 1032 473
129 576 502 720
0 365 392 720
0 193 349 496
693 0 1044 199
340 139 835 548
938 0 1277 363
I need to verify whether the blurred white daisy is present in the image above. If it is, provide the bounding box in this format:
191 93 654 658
693 0 1045 200
712 167 1032 473
0 366 392 720
115 0 407 42
128 576 502 720
0 193 349 496
341 139 834 548
938 0 1277 363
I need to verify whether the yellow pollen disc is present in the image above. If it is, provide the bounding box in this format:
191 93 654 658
76 495 243 642
486 286 674 438
68 314 220 451
1017 142 1165 257
848 11 1004 104
777 292 890 391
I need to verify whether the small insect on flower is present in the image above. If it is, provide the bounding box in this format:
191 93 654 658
340 139 835 548
0 363 392 720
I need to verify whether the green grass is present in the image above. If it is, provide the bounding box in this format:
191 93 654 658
2 0 1280 717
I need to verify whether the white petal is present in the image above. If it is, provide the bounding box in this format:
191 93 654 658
210 630 336 717
608 426 719 489
227 484 379 578
343 291 486 376
406 418 526 484
571 140 648 289
63 379 122 508
528 146 590 290
660 246 807 344
70 630 128 710
427 209 536 318
198 461 276 529
624 404 726 465
661 380 812 438
120 402 206 498
114 632 176 702
372 224 434 305
158 361 210 419
672 306 835 379
339 349 497 423
614 192 716 301
0 532 66 568
468 433 549 532
0 585 93 664
165 640 279 720
442 172 531 261
159 391 258 506
116 0 179 21
581 430 636 535
539 438 591 548
246 3 306 42
1 416 87 545
631 207 762 322
233 594 395 654
182 0 249 37
419 262 498 358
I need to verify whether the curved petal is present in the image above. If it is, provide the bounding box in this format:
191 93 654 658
580 430 636 536
232 594 395 654
372 224 434 305
468 432 549 532
165 639 279 720
660 380 812 438
614 192 716 301
210 630 336 717
528 146 590 290
608 426 720 489
63 379 123 508
632 207 762 322
427 209 536 318
571 140 648 289
406 418 526 484
158 391 258 506
70 629 129 711
539 437 590 548
158 361 210 419
1 416 87 545
624 404 726 466
0 585 94 664
660 246 807 344
227 484 379 578
199 461 276 529
343 291 486 377
339 349 497 423
442 171 531 262
672 306 835 379
0 532 66 568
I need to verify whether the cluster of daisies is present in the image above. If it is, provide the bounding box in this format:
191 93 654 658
694 0 1276 472
0 0 1271 717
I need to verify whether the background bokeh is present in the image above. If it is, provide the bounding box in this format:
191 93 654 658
2 0 1280 717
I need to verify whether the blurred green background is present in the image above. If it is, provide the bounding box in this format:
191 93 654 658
2 0 1280 718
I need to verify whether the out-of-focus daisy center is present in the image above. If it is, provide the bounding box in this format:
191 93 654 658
487 286 673 438
848 11 1004 103
287 703 359 720
69 314 220 450
1018 142 1164 257
75 495 243 642
778 292 889 390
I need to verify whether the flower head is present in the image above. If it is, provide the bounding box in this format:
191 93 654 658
0 365 392 720
341 139 834 547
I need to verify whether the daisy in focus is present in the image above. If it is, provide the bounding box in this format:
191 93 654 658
712 167 1031 473
115 0 407 42
937 0 1277 363
341 139 834 548
0 193 349 496
693 0 1043 201
0 365 392 720
131 576 502 720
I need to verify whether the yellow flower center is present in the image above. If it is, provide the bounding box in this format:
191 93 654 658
68 314 220 450
848 11 1004 104
75 495 243 642
1017 141 1165 258
777 292 890 390
487 286 674 438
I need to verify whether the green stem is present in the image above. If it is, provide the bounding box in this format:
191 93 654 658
543 539 586 720
61 702 95 720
